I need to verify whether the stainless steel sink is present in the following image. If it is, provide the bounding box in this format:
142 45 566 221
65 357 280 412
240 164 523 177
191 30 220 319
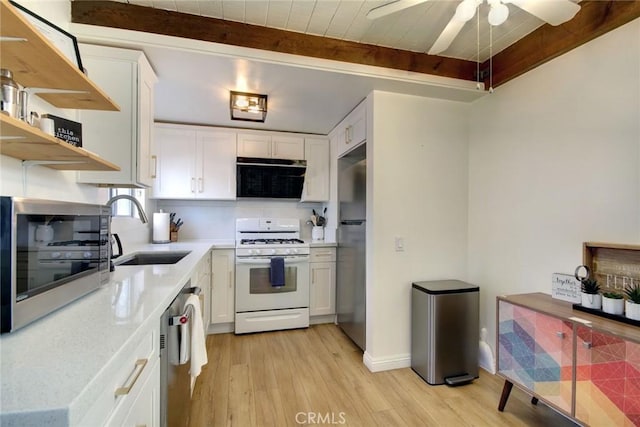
115 251 191 266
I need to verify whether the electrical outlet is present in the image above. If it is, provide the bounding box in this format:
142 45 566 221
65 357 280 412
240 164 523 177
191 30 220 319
395 237 404 252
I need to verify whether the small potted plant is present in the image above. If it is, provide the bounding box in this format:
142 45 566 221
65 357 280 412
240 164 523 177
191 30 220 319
581 278 601 309
602 291 624 315
624 284 640 321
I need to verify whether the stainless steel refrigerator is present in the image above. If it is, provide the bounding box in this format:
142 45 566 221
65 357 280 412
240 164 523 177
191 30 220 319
337 143 366 351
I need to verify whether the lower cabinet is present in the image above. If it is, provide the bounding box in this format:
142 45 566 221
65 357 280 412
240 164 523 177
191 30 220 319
210 249 235 326
497 294 640 426
118 357 160 427
193 251 211 324
309 247 336 317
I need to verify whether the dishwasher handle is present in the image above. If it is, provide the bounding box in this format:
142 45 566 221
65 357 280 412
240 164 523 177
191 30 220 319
169 286 201 326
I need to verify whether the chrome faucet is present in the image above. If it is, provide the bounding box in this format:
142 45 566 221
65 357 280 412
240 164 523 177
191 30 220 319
106 194 149 223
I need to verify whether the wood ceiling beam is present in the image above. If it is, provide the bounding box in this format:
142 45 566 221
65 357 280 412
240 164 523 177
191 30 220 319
483 0 640 89
70 0 478 83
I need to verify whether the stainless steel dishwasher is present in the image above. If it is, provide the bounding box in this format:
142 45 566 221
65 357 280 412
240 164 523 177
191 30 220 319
160 282 201 427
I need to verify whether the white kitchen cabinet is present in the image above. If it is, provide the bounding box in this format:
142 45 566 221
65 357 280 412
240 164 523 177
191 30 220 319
119 357 160 427
301 137 330 202
335 100 366 158
237 133 304 160
210 249 235 325
193 250 211 324
153 124 236 199
77 44 158 187
309 247 336 316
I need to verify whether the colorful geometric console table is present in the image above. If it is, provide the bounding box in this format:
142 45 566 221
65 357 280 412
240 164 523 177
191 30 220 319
497 293 640 426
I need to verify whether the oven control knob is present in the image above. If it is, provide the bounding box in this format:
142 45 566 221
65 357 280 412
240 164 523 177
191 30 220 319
51 252 61 259
268 249 276 255
291 248 298 254
254 249 261 255
284 249 291 255
83 252 93 259
65 252 74 259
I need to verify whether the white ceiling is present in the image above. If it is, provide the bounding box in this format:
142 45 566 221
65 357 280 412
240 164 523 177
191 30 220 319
74 0 580 135
120 0 553 61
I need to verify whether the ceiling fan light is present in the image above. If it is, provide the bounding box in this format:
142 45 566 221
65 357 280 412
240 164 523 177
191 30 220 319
488 3 509 26
454 0 478 22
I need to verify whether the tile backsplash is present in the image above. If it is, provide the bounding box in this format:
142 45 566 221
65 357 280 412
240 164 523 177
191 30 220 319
154 199 326 241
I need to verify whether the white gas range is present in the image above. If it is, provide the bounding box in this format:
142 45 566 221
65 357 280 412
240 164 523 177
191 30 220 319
234 218 310 334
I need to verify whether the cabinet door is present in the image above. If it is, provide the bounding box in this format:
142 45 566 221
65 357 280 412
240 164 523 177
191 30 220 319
301 137 329 202
137 59 157 187
77 53 136 185
497 300 573 414
210 250 235 325
120 358 160 427
575 326 639 426
272 135 304 160
153 126 197 199
77 45 157 187
336 101 366 158
310 261 335 316
237 133 271 157
197 130 237 200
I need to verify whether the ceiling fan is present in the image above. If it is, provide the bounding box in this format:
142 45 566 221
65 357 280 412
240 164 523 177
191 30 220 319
367 0 581 55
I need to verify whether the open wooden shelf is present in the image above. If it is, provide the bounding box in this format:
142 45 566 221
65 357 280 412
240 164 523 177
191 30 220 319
0 114 120 171
0 0 118 111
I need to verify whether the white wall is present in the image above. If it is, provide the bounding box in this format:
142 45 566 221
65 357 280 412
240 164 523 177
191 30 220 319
468 19 640 357
365 91 469 370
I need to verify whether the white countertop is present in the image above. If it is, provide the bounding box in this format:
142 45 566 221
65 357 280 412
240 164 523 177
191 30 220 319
0 239 233 426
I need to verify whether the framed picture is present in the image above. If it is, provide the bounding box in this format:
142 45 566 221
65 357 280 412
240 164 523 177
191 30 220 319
9 0 83 72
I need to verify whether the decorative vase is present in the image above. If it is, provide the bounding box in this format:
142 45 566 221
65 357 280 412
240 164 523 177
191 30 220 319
602 296 624 315
625 300 640 321
581 292 601 310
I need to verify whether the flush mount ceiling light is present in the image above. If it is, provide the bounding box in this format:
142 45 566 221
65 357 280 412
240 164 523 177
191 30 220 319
230 91 267 122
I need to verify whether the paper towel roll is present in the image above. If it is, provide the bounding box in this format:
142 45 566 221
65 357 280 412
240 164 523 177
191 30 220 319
153 212 170 244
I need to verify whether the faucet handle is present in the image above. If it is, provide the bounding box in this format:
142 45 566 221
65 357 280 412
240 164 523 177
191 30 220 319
111 233 123 259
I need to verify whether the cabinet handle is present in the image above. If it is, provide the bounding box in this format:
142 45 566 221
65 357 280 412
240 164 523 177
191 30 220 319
115 358 148 396
312 270 315 285
198 177 204 193
315 252 333 257
556 331 565 339
582 341 592 349
151 155 157 179
191 177 196 193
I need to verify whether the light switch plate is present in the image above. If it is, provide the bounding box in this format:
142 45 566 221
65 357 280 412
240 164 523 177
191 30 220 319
395 237 404 252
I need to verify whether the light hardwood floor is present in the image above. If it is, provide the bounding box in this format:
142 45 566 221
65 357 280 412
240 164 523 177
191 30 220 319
188 324 577 426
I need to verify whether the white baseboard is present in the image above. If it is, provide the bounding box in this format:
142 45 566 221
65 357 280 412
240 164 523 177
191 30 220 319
309 314 336 325
207 322 234 334
363 351 411 372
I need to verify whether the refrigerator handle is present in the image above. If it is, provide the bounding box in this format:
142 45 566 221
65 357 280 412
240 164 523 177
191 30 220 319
341 220 365 226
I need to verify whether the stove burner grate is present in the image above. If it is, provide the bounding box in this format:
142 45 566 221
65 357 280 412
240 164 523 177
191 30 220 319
240 238 305 245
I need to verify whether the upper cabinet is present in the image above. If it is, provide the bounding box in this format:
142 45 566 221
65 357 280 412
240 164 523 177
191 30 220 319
237 133 304 160
0 0 120 171
77 44 158 187
152 123 236 200
301 137 329 202
334 100 366 158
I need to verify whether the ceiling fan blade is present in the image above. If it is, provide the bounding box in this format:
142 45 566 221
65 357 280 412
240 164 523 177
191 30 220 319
428 18 466 55
367 0 431 20
506 0 580 26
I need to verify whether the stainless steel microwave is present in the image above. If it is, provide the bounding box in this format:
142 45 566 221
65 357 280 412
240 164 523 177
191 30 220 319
0 197 111 333
236 157 307 199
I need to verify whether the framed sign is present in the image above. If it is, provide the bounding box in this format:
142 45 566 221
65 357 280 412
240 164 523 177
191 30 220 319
552 273 581 303
9 0 83 72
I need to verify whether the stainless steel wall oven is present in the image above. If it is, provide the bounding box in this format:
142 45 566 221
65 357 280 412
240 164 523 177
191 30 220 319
1 197 110 333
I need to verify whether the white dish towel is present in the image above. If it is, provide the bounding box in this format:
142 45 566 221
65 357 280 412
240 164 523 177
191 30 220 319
183 294 208 382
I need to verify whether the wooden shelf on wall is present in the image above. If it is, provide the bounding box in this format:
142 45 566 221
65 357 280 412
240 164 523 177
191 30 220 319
0 114 120 171
0 0 118 111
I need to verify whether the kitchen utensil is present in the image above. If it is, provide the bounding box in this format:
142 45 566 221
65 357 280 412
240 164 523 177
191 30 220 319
1 69 19 118
18 89 28 122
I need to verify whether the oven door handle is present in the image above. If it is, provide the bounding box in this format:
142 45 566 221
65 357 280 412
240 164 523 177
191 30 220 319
235 256 310 265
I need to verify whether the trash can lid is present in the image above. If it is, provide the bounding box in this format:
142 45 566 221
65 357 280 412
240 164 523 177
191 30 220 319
412 280 479 295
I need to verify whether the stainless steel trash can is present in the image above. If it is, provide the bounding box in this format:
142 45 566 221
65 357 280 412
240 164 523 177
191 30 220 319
411 280 479 386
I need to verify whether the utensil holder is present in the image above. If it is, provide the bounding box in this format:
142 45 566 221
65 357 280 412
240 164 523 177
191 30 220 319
170 231 178 242
312 226 324 241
